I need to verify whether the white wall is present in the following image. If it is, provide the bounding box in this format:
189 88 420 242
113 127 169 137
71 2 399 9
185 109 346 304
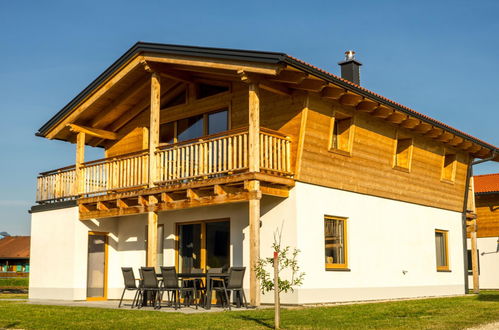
467 237 499 289
293 182 466 304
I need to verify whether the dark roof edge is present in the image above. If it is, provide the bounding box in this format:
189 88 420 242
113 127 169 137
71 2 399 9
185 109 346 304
36 42 287 136
475 191 499 196
283 57 497 152
29 200 77 213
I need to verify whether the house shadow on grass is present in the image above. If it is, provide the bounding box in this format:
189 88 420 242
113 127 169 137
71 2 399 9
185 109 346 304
477 293 499 302
229 314 274 329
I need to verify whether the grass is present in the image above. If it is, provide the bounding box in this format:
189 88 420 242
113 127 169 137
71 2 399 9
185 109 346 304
0 291 498 329
0 293 27 299
0 277 29 289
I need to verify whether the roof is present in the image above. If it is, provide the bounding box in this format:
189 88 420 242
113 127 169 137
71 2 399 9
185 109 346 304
0 236 30 259
36 42 498 154
474 173 499 194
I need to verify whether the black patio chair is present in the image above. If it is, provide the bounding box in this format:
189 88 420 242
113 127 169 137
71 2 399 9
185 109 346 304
119 267 141 308
138 267 162 309
212 267 247 310
159 266 197 309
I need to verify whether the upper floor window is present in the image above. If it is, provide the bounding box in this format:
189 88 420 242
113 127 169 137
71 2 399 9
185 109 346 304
393 136 413 171
435 229 449 271
324 216 348 270
197 83 229 99
441 151 457 182
159 109 228 144
329 113 354 155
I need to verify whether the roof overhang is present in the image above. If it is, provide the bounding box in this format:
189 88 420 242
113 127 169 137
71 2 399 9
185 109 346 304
36 42 498 159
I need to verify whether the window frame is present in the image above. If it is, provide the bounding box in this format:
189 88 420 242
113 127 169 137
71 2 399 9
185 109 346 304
324 215 349 270
392 132 413 172
328 111 355 156
435 229 450 272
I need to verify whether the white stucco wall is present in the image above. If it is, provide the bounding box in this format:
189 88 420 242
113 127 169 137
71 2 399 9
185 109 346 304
292 182 466 304
467 237 499 289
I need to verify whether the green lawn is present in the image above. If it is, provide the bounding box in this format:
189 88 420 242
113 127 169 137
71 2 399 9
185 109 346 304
0 292 498 329
0 277 29 289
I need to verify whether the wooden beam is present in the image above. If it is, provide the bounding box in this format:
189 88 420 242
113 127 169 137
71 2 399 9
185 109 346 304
356 100 378 113
260 185 289 198
248 83 260 173
258 80 292 96
214 184 243 195
149 72 161 187
437 131 454 143
270 70 307 84
371 105 393 118
425 127 444 139
96 201 109 211
247 179 261 307
412 122 433 134
75 132 85 195
186 188 200 200
158 70 193 84
448 136 464 147
147 211 158 267
68 124 119 140
339 94 363 107
295 79 327 92
321 86 346 100
457 140 473 151
400 118 420 129
116 199 129 209
161 192 174 202
385 112 407 124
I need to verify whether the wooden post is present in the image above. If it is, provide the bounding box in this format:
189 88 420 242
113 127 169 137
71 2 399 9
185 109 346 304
468 177 480 293
75 132 85 195
148 72 161 188
274 251 280 329
248 83 261 306
147 211 158 267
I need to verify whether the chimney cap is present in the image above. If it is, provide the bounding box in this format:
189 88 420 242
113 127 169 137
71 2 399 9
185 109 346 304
338 50 362 66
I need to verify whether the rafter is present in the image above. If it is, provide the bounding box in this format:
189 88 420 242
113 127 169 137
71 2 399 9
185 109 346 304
269 70 308 84
371 105 393 118
386 112 407 124
339 93 363 107
67 124 119 140
356 100 378 112
294 78 327 92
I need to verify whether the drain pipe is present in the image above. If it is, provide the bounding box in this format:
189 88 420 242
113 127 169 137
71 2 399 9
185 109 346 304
461 150 496 293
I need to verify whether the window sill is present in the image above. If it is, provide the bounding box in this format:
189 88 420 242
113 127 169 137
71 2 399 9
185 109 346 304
325 268 351 272
328 148 352 157
437 269 451 272
393 165 410 173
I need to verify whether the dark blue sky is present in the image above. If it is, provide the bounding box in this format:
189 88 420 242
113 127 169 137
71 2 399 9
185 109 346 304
1 0 498 235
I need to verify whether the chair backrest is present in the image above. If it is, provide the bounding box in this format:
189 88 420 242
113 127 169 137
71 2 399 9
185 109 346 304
160 266 179 289
140 267 159 289
226 267 245 289
207 267 223 274
121 267 137 289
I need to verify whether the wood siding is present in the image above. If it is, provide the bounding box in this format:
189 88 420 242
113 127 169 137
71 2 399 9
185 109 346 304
297 94 469 212
476 194 499 237
106 127 148 157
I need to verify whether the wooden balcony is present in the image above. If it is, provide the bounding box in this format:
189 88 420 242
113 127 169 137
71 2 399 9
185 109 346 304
36 128 294 213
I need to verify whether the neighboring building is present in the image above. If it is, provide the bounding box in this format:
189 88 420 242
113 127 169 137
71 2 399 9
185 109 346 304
468 174 499 289
0 236 30 274
29 43 498 304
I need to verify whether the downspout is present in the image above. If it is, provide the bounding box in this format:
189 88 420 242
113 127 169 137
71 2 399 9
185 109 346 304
461 150 497 293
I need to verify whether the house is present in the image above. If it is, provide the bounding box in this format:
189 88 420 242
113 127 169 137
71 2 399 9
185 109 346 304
468 173 499 289
0 236 30 275
29 42 498 304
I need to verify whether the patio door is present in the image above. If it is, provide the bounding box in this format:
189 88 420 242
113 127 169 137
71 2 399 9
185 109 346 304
87 232 108 300
177 220 230 272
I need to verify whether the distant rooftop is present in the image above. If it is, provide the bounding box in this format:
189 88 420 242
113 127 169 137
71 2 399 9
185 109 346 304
474 173 499 194
0 236 30 259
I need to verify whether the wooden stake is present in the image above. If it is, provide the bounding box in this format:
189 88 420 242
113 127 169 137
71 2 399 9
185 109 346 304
149 72 160 188
274 251 280 329
147 211 158 267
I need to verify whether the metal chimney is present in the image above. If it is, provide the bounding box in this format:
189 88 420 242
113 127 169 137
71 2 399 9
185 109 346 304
338 50 362 85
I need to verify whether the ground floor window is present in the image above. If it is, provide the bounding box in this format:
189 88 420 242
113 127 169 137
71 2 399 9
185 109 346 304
324 216 348 269
467 249 480 275
435 229 449 271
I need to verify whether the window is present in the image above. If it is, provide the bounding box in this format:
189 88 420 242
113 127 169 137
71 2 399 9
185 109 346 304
197 83 229 99
435 230 449 271
441 152 457 182
159 109 228 144
329 113 354 155
324 216 348 269
161 89 186 108
467 249 480 275
145 224 164 267
393 136 413 171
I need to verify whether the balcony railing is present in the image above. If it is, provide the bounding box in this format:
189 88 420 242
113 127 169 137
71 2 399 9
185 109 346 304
36 127 293 203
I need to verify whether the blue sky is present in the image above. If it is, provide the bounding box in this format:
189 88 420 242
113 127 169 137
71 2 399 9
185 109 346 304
0 0 498 235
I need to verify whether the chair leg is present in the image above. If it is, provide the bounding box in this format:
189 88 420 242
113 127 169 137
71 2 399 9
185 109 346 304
241 290 248 308
131 289 140 308
118 288 126 308
222 283 230 311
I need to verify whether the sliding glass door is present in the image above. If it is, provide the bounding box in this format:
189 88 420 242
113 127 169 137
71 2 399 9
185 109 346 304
177 220 230 272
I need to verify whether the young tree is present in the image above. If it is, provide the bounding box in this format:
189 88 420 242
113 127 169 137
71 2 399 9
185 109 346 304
255 226 305 329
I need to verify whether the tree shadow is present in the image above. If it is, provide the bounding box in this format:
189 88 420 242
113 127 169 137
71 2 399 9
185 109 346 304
477 294 499 302
230 314 274 329
4 322 20 329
